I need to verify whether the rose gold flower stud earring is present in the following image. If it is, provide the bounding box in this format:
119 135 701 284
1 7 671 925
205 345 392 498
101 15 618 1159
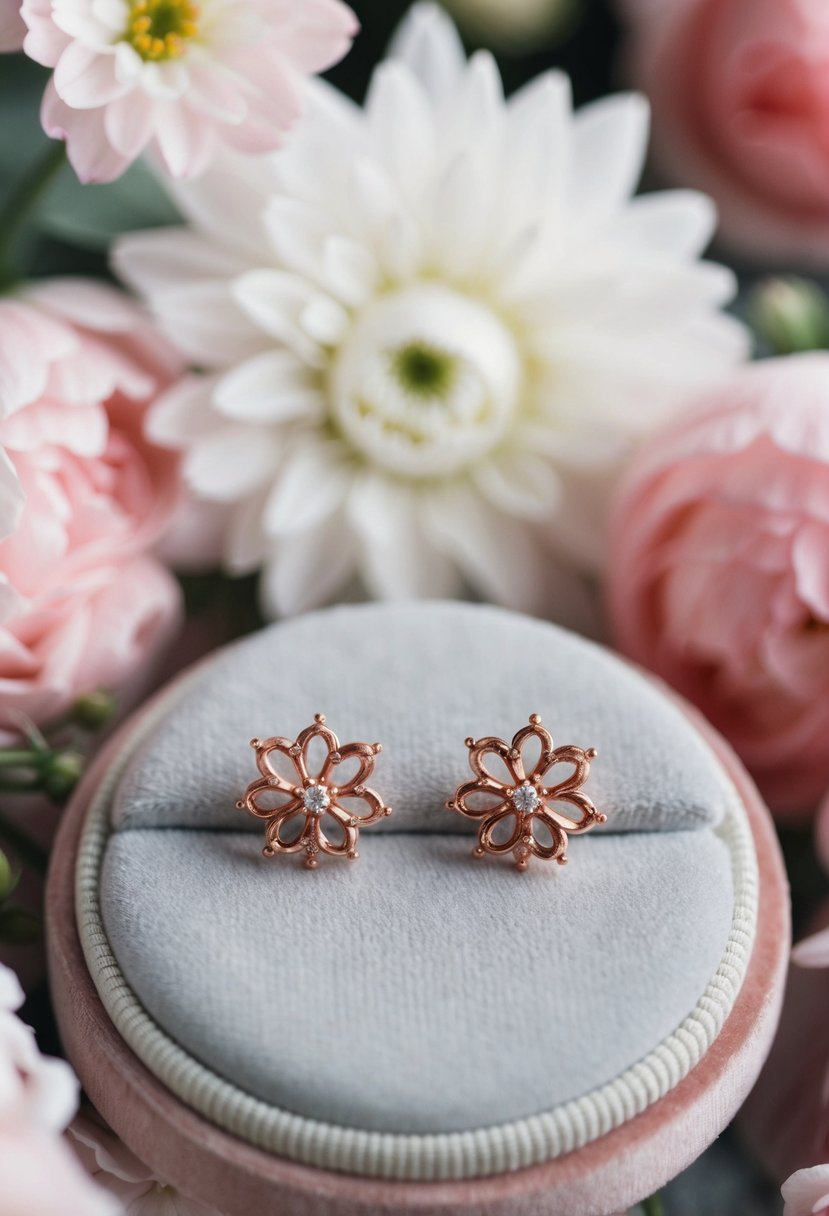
236 714 392 869
446 714 606 871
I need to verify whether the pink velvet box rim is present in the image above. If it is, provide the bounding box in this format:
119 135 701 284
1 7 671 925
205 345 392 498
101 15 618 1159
46 673 790 1216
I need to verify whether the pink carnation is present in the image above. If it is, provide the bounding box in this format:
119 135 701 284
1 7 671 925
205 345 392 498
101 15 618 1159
19 0 358 183
608 355 829 819
0 0 25 50
622 0 829 266
0 279 183 733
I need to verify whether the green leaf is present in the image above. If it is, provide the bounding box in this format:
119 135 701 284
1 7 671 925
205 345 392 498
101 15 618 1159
37 156 181 250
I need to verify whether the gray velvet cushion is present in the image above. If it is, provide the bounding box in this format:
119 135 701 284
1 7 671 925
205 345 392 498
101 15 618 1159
113 602 728 835
100 602 739 1137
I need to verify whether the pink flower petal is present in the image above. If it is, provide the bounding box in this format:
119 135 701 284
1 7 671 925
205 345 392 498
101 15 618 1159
53 40 128 109
41 79 130 183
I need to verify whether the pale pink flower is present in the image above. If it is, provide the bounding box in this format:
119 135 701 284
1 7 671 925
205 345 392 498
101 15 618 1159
783 1165 829 1216
0 0 25 50
794 926 829 970
0 279 184 734
0 963 119 1216
621 0 829 266
608 355 829 819
72 1114 222 1214
19 0 358 183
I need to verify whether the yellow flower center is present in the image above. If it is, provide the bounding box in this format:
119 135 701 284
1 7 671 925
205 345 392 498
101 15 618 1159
125 0 200 61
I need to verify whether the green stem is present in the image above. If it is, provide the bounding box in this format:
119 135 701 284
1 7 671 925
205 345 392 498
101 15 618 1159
0 750 44 769
0 140 67 285
0 811 49 878
642 1194 666 1216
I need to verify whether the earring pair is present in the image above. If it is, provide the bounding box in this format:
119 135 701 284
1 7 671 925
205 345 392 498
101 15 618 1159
236 713 605 872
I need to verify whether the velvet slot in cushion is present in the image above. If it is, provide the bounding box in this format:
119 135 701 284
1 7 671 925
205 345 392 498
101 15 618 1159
86 601 756 1181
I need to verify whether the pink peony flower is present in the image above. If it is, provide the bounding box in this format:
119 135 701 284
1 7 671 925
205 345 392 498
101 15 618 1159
607 354 829 819
0 963 119 1216
19 0 358 183
71 1113 222 1214
622 0 829 266
783 1166 829 1216
0 0 25 50
0 279 183 734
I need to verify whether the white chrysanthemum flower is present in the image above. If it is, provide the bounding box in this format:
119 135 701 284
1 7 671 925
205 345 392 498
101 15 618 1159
116 3 749 620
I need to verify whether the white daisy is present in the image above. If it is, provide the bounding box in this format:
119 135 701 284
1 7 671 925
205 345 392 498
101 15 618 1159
116 2 749 620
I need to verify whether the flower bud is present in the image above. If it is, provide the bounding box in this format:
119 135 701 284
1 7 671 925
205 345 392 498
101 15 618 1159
41 750 85 801
72 690 117 731
751 277 829 355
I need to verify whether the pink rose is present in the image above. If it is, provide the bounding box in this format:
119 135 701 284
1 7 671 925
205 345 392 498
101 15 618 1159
607 355 829 819
623 0 829 266
0 279 184 733
0 0 24 50
20 0 358 183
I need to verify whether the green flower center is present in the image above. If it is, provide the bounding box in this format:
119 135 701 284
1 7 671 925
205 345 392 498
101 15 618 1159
390 341 458 401
125 0 200 61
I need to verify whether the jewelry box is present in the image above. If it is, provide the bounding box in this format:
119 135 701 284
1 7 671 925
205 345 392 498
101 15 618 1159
47 601 789 1216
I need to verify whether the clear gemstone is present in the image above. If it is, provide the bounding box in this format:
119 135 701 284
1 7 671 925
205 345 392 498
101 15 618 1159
512 783 540 814
303 786 330 815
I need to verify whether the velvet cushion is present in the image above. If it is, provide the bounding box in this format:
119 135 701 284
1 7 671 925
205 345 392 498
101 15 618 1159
92 602 752 1178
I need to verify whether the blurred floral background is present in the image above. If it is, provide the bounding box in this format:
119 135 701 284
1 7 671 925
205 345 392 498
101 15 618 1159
2 0 829 1212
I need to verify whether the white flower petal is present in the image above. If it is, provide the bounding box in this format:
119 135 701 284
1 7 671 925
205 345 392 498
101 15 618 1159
349 473 461 600
473 451 562 520
185 424 279 502
263 440 352 536
262 515 358 617
568 93 650 224
321 235 378 308
366 60 436 202
214 352 323 424
263 195 332 284
166 149 275 261
114 230 246 299
424 483 595 622
387 2 466 106
147 374 221 448
299 296 349 346
224 488 272 574
150 281 265 367
607 190 717 260
232 270 327 366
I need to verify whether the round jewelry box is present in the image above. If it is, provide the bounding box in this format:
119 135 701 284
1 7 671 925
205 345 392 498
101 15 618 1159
47 602 789 1216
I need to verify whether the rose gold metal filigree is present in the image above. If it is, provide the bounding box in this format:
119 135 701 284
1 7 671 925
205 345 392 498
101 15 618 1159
236 714 392 870
446 714 605 872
